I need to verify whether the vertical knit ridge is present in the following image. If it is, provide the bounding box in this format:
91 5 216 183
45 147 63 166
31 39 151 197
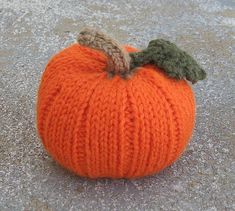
108 79 119 177
52 79 82 169
99 83 113 177
140 76 169 174
166 96 181 164
90 77 111 177
145 78 180 166
81 76 105 178
44 87 64 162
125 81 141 178
158 87 181 165
64 77 95 174
37 83 61 143
46 80 79 166
169 83 195 158
141 68 182 168
130 78 150 176
61 81 84 171
122 87 135 177
117 82 127 177
72 77 102 176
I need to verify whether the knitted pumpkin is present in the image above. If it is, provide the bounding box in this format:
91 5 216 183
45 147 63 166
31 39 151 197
37 28 206 179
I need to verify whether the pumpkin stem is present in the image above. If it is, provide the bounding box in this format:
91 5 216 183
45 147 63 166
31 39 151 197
77 28 131 78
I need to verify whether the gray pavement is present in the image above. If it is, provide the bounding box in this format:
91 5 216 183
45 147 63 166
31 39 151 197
1 0 235 210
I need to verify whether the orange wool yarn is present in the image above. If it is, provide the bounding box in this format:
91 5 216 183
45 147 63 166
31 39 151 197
37 29 203 179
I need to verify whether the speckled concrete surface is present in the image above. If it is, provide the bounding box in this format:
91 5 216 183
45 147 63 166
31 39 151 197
1 0 235 210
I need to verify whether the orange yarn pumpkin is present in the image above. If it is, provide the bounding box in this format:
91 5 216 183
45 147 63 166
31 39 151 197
37 28 205 179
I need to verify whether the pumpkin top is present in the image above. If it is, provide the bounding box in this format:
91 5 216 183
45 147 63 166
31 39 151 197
77 28 206 83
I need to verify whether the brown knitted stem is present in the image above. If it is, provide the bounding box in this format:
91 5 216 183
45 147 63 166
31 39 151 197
77 28 131 76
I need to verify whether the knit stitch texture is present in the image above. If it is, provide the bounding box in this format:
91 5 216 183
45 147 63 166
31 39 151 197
37 44 195 179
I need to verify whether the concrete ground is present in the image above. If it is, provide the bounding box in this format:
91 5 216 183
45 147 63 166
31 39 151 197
1 0 234 210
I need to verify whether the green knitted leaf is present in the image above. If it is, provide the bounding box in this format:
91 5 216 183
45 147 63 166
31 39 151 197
129 39 206 83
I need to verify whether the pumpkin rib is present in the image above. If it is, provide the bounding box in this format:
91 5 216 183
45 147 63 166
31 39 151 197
116 82 127 177
92 77 115 177
45 79 82 166
136 82 152 176
124 81 141 178
44 84 65 162
76 76 105 178
37 83 62 149
72 77 103 177
109 80 121 177
122 85 135 178
111 80 127 177
62 80 87 172
141 69 183 167
130 78 148 177
157 81 194 165
138 73 170 174
50 81 78 169
130 76 156 177
61 77 94 173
